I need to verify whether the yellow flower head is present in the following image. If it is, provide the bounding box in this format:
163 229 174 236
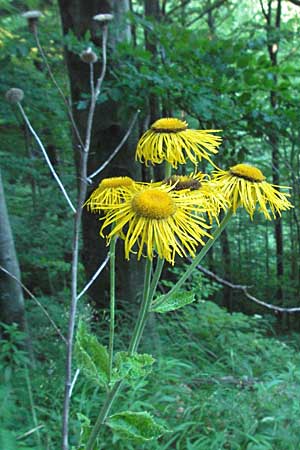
100 184 212 265
85 176 135 213
163 172 228 223
212 163 292 219
136 117 222 168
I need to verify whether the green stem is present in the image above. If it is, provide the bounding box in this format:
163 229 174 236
85 258 153 449
164 161 172 178
85 381 122 450
135 257 165 350
108 236 117 382
152 209 233 308
128 258 153 354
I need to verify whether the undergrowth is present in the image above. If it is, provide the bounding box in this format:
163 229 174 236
1 275 300 449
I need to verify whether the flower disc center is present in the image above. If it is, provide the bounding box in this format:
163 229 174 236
230 164 266 182
100 176 133 189
132 189 176 219
151 117 188 133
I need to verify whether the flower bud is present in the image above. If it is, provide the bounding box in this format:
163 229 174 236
5 88 24 104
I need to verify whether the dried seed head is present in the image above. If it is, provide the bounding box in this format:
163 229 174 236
5 88 24 104
21 10 42 32
80 47 98 64
21 10 42 20
93 13 114 24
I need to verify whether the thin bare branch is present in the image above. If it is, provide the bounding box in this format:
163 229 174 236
259 0 269 20
17 425 44 441
0 265 67 343
33 28 84 150
87 110 140 182
17 103 76 214
165 0 190 17
194 262 300 314
69 368 80 398
186 0 228 27
77 253 110 300
62 24 109 450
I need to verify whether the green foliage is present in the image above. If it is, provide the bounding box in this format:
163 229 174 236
113 352 155 383
107 411 168 443
75 321 109 388
151 291 195 313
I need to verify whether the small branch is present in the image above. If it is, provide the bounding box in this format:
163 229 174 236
259 0 269 20
87 110 140 181
17 103 76 214
194 262 300 314
76 253 110 300
186 0 228 27
62 24 109 450
17 425 44 441
33 28 84 150
0 265 66 343
69 368 80 398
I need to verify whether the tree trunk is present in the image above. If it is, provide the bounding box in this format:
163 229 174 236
58 0 144 308
0 170 25 330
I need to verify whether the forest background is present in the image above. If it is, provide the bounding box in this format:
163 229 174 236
1 0 300 449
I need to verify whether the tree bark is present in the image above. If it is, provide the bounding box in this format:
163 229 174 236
264 0 284 303
58 0 143 307
0 170 25 330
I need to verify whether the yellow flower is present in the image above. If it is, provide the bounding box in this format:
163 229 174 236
136 117 222 168
100 184 212 265
85 176 135 213
212 163 292 219
163 172 228 223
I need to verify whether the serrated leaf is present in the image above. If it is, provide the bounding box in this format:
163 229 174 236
151 291 195 313
107 411 168 443
75 321 109 387
113 352 154 383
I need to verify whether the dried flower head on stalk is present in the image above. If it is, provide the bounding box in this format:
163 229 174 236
93 13 114 25
21 10 42 33
5 88 24 103
80 47 98 64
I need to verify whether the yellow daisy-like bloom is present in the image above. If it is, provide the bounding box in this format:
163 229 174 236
100 184 212 265
163 172 228 223
212 163 292 219
136 117 222 168
85 176 135 213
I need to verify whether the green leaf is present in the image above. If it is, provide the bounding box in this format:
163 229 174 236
113 352 155 382
151 291 195 313
107 411 168 443
75 321 109 387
